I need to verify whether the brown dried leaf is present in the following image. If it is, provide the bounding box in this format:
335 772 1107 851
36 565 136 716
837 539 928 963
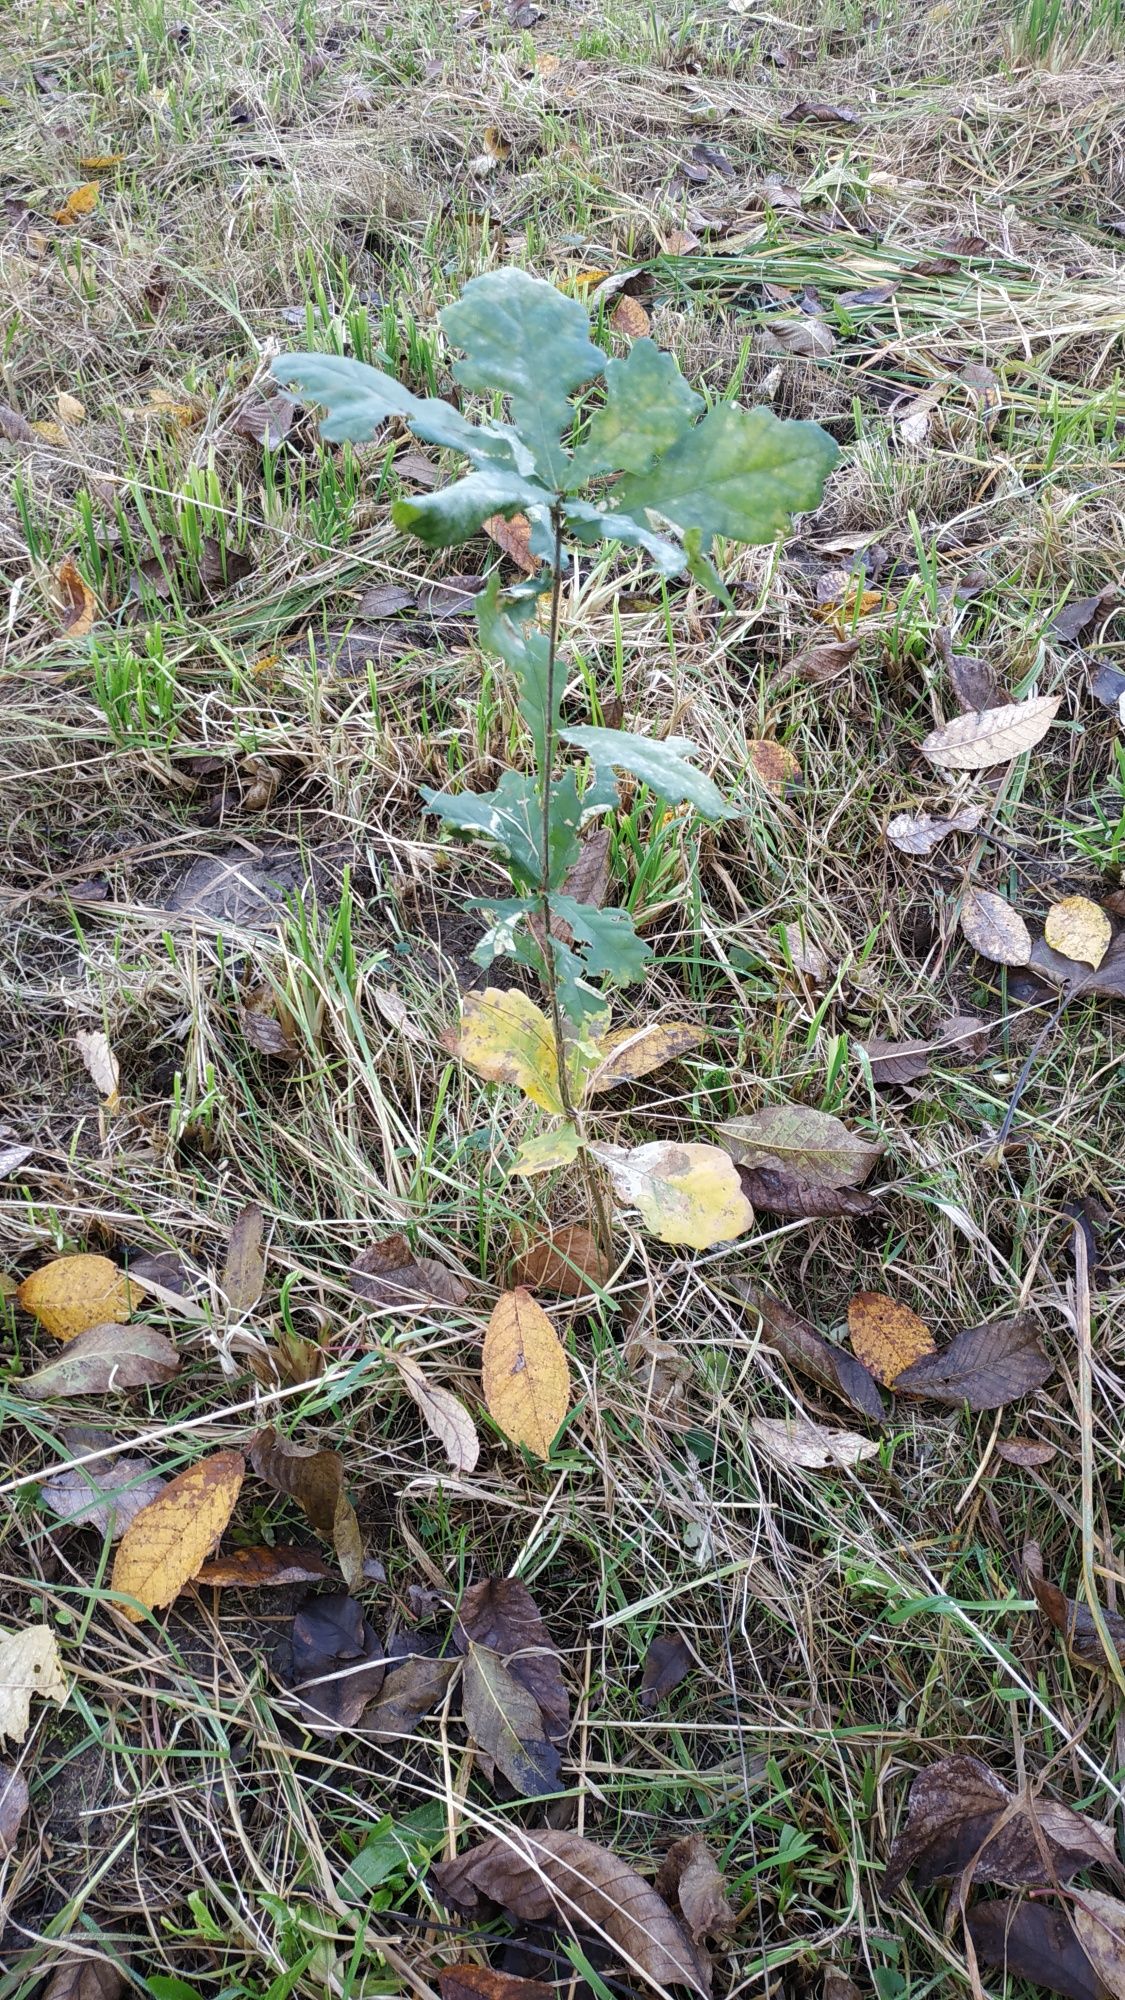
1049 588 1116 644
232 392 295 449
222 1203 265 1313
0 402 36 442
14 1323 179 1399
961 888 1032 967
781 100 859 124
0 1764 28 1856
847 1292 935 1387
747 739 801 796
394 1353 481 1473
587 1020 706 1093
1071 1890 1125 1999
1024 1542 1125 1671
249 1427 342 1535
365 1651 457 1742
511 1224 611 1297
994 1438 1057 1467
439 1967 553 2000
792 637 860 682
482 1290 570 1458
611 294 651 339
40 1457 166 1538
736 1165 878 1217
350 1235 471 1311
884 1753 1119 1893
288 1590 385 1736
56 559 97 638
922 695 1061 769
194 1545 329 1587
110 1451 245 1622
1027 930 1125 1000
725 1276 884 1420
967 1900 1102 2000
461 1641 561 1796
484 512 539 574
458 1577 569 1746
885 805 983 854
716 1105 882 1189
74 1028 119 1103
655 1835 735 1944
893 1314 1052 1410
431 1829 710 1995
240 989 299 1059
640 1631 694 1712
40 1958 127 2000
17 1254 134 1342
860 1014 988 1087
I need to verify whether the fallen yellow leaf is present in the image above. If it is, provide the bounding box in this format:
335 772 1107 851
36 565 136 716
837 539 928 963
847 1290 935 1386
0 1625 68 1743
29 421 68 445
79 152 126 169
482 1289 570 1457
573 268 612 291
111 1451 245 1621
56 392 85 425
1043 895 1111 970
588 1021 705 1094
592 1140 754 1249
17 1253 134 1342
52 182 100 225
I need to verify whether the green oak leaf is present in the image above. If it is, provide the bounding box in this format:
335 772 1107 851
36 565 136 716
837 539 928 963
560 726 735 821
393 470 552 549
476 575 556 773
563 500 684 578
271 353 531 472
613 401 838 547
440 270 606 487
549 897 652 985
422 771 542 886
567 338 702 483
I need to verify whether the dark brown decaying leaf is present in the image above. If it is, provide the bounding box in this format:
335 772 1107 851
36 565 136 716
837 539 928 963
249 1427 342 1534
655 1835 735 1943
861 1015 988 1087
1049 588 1116 644
736 1165 878 1217
365 1651 457 1742
199 536 253 596
195 1545 330 1587
1024 1542 1125 1670
0 1763 29 1856
936 628 1002 712
222 1202 265 1312
350 1235 471 1310
967 1899 1103 2000
288 1591 385 1736
781 100 859 123
893 1315 1053 1411
791 637 860 682
725 1275 883 1420
461 1641 561 1796
358 583 416 619
1027 931 1125 1002
641 1631 694 1712
14 1323 180 1399
884 1753 1119 1894
457 1577 569 1746
40 1958 128 2000
231 392 295 448
432 1830 710 1995
240 990 298 1060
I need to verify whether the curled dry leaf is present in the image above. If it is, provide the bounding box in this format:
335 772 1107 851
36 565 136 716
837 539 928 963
847 1291 935 1387
1071 1890 1125 2000
484 512 539 574
231 392 295 449
17 1254 134 1342
248 1427 363 1586
960 888 1032 967
792 637 860 683
967 1900 1102 2000
736 1165 878 1218
482 1290 570 1458
1044 896 1112 970
623 1327 690 1411
716 1105 882 1190
440 1968 553 2000
0 1764 29 1855
640 1630 694 1712
111 1451 244 1621
1024 1541 1125 1672
751 1414 879 1470
587 1020 705 1094
921 694 1061 769
432 1829 710 1996
655 1835 735 1944
885 805 982 855
0 1625 68 1743
593 1140 754 1249
194 1545 330 1587
511 1223 611 1296
458 1576 569 1745
350 1235 471 1310
40 1456 166 1538
221 1202 265 1313
884 1752 1119 1894
394 1352 481 1473
240 988 298 1060
893 1313 1052 1410
1049 587 1116 644
725 1275 883 1420
288 1591 385 1736
461 1641 561 1796
14 1322 179 1399
56 560 97 638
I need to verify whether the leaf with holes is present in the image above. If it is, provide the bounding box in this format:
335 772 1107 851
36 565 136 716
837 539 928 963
593 1140 754 1249
752 1415 880 1470
482 1290 570 1457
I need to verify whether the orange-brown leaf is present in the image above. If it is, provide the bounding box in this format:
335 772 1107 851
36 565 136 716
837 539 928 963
847 1291 935 1386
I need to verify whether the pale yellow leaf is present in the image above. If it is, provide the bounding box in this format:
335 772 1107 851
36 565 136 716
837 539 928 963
751 1415 880 1470
74 1028 119 1105
847 1290 935 1386
482 1289 570 1457
111 1451 245 1621
587 1021 705 1094
30 421 68 445
17 1254 134 1342
56 392 85 425
511 1122 582 1176
1043 895 1111 970
0 1626 68 1743
447 988 567 1114
922 695 1060 769
592 1140 754 1249
395 1352 481 1472
960 887 1032 966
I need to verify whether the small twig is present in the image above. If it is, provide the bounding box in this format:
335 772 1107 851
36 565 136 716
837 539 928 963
1073 1220 1125 1703
988 983 1069 1157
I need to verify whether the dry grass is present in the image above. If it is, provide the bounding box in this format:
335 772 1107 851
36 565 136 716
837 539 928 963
2 0 1125 1995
